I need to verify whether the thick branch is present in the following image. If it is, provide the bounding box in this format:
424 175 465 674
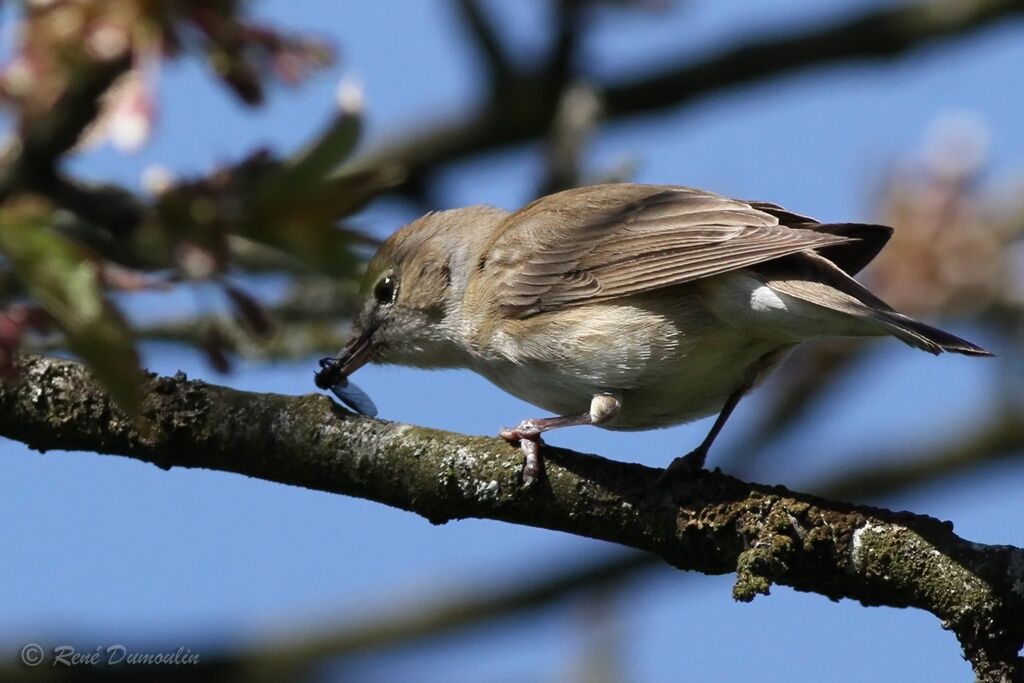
225 407 1024 673
352 0 1024 197
49 368 1013 674
2 354 1022 681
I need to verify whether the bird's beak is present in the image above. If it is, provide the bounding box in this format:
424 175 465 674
314 330 374 390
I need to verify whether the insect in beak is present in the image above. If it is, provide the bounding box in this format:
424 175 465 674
315 332 378 417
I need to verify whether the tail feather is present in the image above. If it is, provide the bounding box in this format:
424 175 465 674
810 223 893 276
755 251 993 358
877 312 992 357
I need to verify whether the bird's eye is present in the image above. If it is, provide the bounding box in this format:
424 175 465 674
373 274 397 306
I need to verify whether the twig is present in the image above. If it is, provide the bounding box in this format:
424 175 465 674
242 550 652 677
453 0 515 87
25 276 360 361
819 408 1024 502
350 0 1024 198
539 82 603 195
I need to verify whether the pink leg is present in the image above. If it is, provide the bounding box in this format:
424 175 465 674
500 394 621 486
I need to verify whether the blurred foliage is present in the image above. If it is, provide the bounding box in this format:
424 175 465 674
872 113 1021 319
1 0 1018 420
0 0 397 415
1 0 332 117
0 197 141 412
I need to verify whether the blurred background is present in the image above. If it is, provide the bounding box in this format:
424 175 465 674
1 0 1023 681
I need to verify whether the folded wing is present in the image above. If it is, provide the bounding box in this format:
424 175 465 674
489 184 859 318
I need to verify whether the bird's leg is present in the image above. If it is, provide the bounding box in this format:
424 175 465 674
659 347 792 484
500 393 621 486
658 382 752 485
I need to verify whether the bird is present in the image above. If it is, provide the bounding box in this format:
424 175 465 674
315 183 991 486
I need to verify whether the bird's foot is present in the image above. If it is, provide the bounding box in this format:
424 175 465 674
656 446 708 487
499 419 545 442
500 422 546 487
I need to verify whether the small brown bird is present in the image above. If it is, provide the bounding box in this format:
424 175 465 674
316 183 990 485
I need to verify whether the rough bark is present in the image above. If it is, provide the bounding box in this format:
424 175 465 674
2 353 1022 681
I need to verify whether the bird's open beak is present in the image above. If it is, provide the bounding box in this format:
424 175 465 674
315 331 374 390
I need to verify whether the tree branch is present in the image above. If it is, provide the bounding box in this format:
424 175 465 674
0 56 131 203
224 404 1024 672
25 275 359 364
819 409 1024 503
243 549 652 678
351 0 1024 198
452 0 515 86
1 353 1022 680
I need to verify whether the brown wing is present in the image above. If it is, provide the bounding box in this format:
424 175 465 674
488 184 854 318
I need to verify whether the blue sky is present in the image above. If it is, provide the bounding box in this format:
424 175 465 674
3 1 1023 681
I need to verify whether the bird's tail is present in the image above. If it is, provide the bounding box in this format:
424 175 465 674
875 311 992 356
754 251 993 357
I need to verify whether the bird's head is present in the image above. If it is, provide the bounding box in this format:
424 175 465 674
315 206 508 391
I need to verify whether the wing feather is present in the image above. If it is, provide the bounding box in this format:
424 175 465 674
489 184 853 318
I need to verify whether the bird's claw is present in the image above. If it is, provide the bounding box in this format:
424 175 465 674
519 438 543 487
655 447 708 488
499 420 543 442
500 422 545 487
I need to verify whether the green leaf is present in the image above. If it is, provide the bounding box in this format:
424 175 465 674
239 103 368 278
241 166 399 276
0 206 144 417
282 93 363 189
256 96 363 210
237 216 361 278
